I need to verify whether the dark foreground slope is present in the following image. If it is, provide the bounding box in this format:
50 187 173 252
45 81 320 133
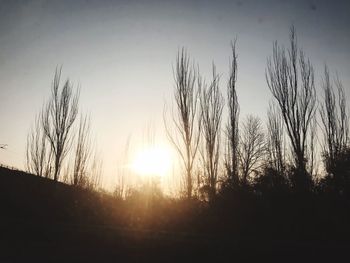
0 166 349 262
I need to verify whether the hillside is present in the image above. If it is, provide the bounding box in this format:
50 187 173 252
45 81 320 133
0 166 349 262
0 166 220 262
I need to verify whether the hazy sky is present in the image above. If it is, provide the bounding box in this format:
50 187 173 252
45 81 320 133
0 0 349 189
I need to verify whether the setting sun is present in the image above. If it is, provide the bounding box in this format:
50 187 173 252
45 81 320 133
131 146 172 177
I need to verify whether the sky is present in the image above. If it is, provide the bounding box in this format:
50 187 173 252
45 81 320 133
0 0 349 190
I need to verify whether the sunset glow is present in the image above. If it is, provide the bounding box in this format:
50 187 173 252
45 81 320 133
131 146 172 177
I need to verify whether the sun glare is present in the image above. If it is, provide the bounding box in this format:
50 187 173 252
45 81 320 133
131 146 172 177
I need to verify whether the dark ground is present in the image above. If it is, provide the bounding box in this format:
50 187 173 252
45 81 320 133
0 166 349 262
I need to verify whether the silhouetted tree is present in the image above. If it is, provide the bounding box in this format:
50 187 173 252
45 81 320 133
253 104 290 193
239 115 265 186
199 65 224 201
225 41 240 187
307 116 318 178
320 66 350 194
87 149 103 191
165 48 201 199
114 137 131 199
266 26 316 191
266 102 286 174
42 68 79 182
26 113 52 178
72 114 91 186
320 66 349 168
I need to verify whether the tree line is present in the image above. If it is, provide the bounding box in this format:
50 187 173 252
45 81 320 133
26 26 350 202
166 26 350 201
26 67 102 190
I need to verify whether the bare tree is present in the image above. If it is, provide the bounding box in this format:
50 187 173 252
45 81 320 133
225 40 240 186
164 48 201 199
42 68 79 182
26 114 52 178
72 114 91 186
266 102 286 174
266 26 317 190
320 66 349 176
199 65 224 200
114 136 131 199
87 149 103 191
239 115 266 186
307 116 318 178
